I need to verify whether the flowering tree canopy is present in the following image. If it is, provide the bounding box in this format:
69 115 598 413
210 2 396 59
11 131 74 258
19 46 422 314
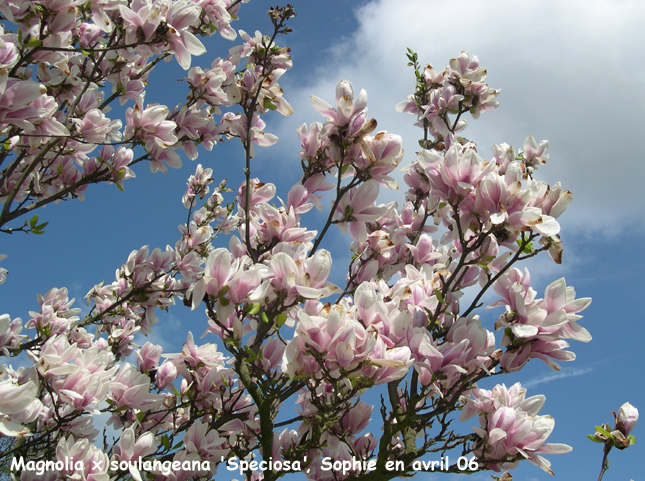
0 1 638 481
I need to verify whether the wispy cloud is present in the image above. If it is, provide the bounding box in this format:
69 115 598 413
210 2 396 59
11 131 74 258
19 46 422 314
523 367 593 389
275 0 645 236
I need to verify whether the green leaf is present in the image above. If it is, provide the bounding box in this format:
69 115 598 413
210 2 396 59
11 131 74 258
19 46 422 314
162 435 171 450
261 312 270 324
275 314 287 328
242 346 257 361
247 303 261 315
595 425 613 439
587 434 604 443
433 288 444 304
339 162 350 176
136 412 144 423
264 99 277 111
29 215 38 229
515 238 533 254
628 435 636 445
26 38 42 48
171 441 183 450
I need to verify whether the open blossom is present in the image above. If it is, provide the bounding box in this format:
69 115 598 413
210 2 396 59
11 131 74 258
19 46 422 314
73 108 122 144
311 80 368 131
111 426 157 479
426 144 495 202
220 111 278 158
0 366 38 437
488 269 591 372
164 1 208 69
118 0 206 69
200 0 238 40
462 383 571 474
124 102 178 151
182 164 214 208
0 314 27 355
109 364 163 412
520 135 549 171
26 287 81 336
335 180 390 243
267 250 339 305
56 436 110 481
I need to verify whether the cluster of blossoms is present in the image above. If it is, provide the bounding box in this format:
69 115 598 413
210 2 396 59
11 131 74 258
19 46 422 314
396 50 500 145
461 382 572 474
0 0 291 234
489 270 591 372
0 5 634 480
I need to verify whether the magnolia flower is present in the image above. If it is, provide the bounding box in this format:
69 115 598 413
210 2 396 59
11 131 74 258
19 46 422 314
124 102 178 150
73 108 122 143
56 436 110 480
464 383 571 474
311 80 368 127
112 426 157 481
0 366 38 437
617 402 638 437
520 135 549 171
109 364 163 411
165 1 207 69
335 180 389 243
0 314 26 355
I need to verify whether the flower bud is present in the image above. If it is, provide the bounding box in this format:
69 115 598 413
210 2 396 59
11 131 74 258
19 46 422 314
616 402 638 437
155 362 177 390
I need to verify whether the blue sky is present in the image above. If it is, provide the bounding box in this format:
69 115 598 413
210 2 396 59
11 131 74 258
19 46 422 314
2 0 643 480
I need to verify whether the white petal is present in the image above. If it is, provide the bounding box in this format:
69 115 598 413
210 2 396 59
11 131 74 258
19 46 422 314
511 324 538 338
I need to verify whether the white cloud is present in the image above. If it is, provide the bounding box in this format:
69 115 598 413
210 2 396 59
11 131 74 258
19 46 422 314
274 0 645 236
523 367 593 388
